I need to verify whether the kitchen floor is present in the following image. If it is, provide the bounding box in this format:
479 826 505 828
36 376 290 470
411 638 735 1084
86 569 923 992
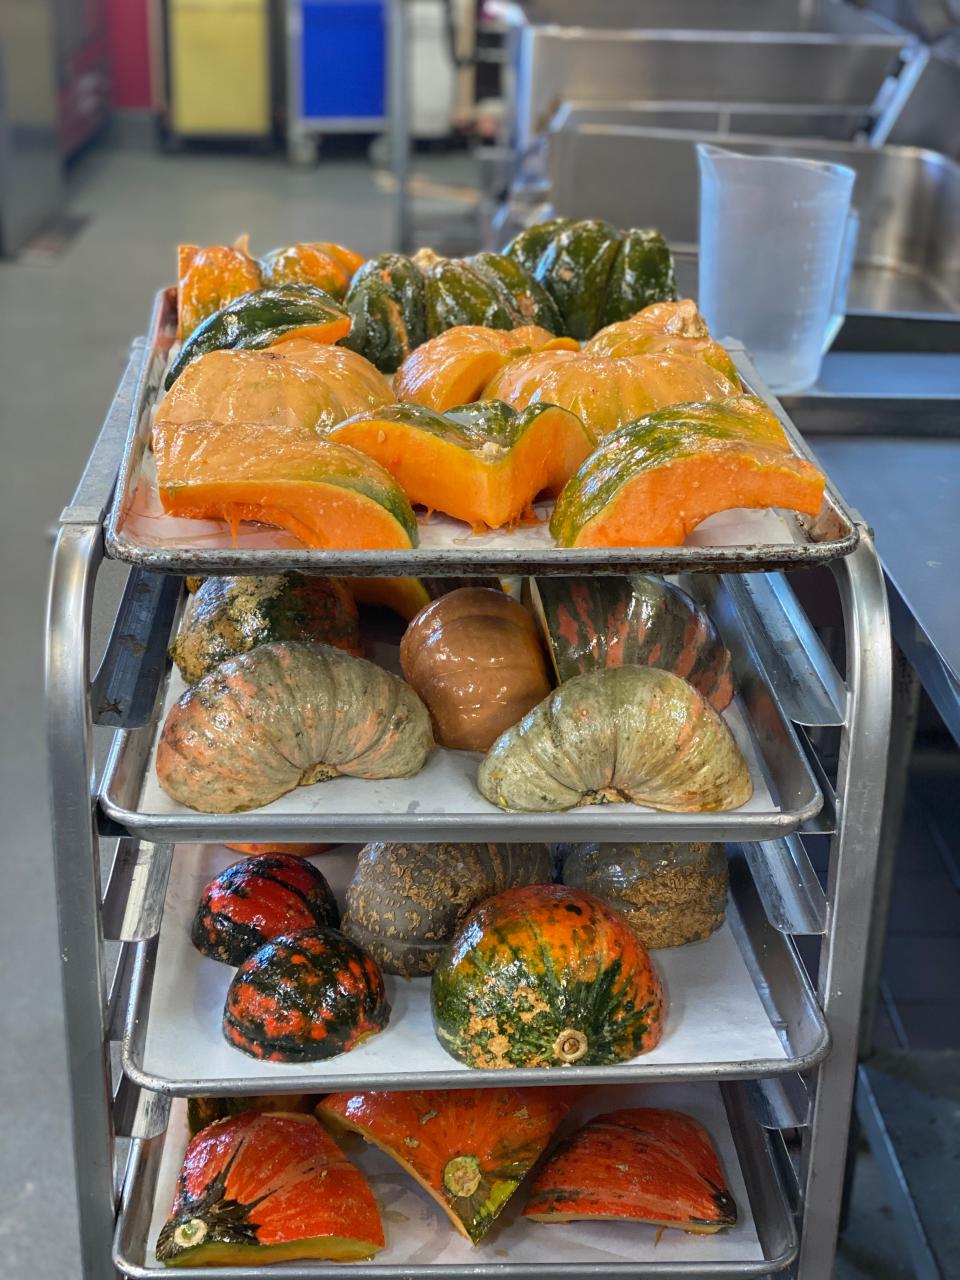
0 138 950 1278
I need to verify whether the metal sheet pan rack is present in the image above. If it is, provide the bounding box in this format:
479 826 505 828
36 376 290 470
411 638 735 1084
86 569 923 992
46 322 892 1279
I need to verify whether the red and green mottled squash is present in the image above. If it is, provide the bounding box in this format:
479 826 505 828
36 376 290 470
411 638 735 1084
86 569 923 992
260 241 363 298
176 239 262 343
152 420 419 552
524 1108 737 1233
394 324 577 413
223 928 389 1061
430 883 664 1069
328 399 595 530
483 349 736 439
528 575 734 712
156 642 434 814
342 841 552 976
400 588 552 752
550 395 826 548
156 1111 384 1265
318 1087 579 1242
170 574 361 685
477 666 752 814
191 854 340 965
186 1093 316 1137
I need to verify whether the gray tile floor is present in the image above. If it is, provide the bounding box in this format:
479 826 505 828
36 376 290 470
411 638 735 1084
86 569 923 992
0 141 929 1277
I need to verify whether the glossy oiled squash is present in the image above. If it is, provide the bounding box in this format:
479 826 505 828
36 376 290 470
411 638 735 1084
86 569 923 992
394 324 577 412
340 576 432 622
587 298 739 382
176 239 262 342
170 574 361 684
156 1111 384 1265
152 420 419 551
166 285 352 389
550 395 826 548
319 1087 579 1243
192 854 340 965
483 349 736 438
260 241 363 298
223 928 390 1061
156 341 393 437
156 641 434 813
467 251 563 332
431 884 664 1069
524 1108 737 1232
530 575 734 711
342 841 552 976
328 400 595 530
415 248 523 334
400 588 551 751
601 229 679 325
477 666 752 814
340 253 429 373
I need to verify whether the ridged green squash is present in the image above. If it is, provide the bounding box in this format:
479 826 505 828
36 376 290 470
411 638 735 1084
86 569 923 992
601 229 678 325
414 250 521 335
503 218 572 275
534 219 623 340
340 253 427 373
467 251 562 333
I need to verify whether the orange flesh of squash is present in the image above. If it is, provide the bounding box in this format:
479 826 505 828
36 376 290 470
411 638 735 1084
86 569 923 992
575 446 826 548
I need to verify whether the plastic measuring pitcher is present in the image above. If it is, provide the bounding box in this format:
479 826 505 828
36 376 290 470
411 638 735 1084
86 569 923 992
697 143 856 394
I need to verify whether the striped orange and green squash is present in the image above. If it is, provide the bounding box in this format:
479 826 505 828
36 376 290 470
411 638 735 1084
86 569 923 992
170 573 362 685
152 420 419 552
477 666 752 814
156 642 434 813
328 399 595 530
530 575 734 711
156 1111 384 1265
432 883 664 1069
523 1107 737 1232
260 241 364 298
176 240 263 342
223 928 390 1061
550 395 826 548
318 1086 580 1243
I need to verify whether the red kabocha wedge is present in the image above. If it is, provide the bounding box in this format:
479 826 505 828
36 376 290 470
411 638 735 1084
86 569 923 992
523 1107 737 1234
156 1111 384 1267
152 420 419 551
318 1087 581 1244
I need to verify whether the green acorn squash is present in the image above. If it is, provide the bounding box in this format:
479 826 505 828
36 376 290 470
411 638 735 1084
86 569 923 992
467 251 562 333
340 252 428 373
535 218 623 340
601 228 678 325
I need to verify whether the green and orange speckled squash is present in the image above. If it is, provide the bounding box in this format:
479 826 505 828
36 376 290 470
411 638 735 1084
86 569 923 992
529 575 734 712
477 666 752 814
170 574 361 685
431 883 664 1070
318 1086 580 1243
223 928 390 1062
156 1111 384 1265
156 642 434 814
550 395 826 548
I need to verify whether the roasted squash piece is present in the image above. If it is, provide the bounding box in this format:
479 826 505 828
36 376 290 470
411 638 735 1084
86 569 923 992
153 420 419 550
329 399 595 530
550 396 825 549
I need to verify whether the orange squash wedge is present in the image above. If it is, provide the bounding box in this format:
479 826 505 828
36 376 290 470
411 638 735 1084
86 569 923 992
177 239 263 342
340 576 432 620
394 323 579 412
328 399 596 530
550 396 826 548
260 241 365 298
586 302 739 383
153 420 419 550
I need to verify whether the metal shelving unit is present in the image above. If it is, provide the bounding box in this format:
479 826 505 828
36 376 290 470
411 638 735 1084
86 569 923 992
46 324 892 1278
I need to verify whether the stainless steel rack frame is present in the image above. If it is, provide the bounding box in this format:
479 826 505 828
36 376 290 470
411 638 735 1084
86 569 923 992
46 330 892 1279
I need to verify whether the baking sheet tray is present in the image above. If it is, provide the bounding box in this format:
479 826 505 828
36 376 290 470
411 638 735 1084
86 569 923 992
114 1082 797 1277
121 844 827 1095
102 288 858 576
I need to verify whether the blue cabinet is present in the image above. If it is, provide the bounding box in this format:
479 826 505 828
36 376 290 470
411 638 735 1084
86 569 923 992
299 0 386 124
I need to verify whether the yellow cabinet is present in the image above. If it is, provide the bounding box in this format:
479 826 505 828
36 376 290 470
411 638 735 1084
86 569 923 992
168 0 271 137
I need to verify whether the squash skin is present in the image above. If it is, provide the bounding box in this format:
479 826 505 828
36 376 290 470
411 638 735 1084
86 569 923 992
416 250 522 335
156 641 434 814
260 243 357 297
535 218 623 340
601 229 678 325
166 285 352 389
431 884 664 1069
532 575 734 712
341 253 428 373
550 395 825 548
176 242 263 343
399 588 552 752
341 575 432 622
156 1111 384 1265
477 666 752 815
483 349 736 439
192 854 341 965
586 323 739 382
503 218 572 276
342 840 552 976
223 928 390 1062
186 1093 316 1137
524 1107 737 1231
318 1087 579 1243
328 399 595 530
170 574 361 685
468 252 563 333
153 420 419 551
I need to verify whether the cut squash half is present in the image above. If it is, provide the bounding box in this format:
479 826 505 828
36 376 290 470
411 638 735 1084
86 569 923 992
153 420 418 550
340 576 432 620
329 399 596 530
